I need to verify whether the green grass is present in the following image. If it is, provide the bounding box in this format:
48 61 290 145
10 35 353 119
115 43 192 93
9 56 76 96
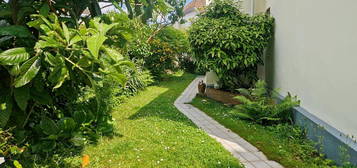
68 72 242 168
191 96 338 168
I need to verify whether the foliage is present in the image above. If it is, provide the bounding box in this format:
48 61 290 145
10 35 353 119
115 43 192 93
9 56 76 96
0 13 135 165
233 80 300 125
188 0 274 90
191 96 340 168
0 128 26 167
126 23 189 78
0 0 183 24
147 26 189 76
104 60 154 106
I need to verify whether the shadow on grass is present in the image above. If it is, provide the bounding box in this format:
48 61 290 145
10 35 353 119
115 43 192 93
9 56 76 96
127 73 196 127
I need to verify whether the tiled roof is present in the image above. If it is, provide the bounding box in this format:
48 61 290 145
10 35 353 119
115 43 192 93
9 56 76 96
183 0 206 14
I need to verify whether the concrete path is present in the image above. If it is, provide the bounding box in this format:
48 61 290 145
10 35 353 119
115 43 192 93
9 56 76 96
174 76 284 168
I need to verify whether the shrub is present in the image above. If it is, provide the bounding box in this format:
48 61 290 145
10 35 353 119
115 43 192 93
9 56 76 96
189 0 274 90
233 80 300 125
127 23 190 78
107 60 154 105
0 13 135 165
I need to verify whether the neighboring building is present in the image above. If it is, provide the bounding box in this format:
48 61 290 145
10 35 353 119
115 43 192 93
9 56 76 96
174 0 267 29
174 0 209 29
262 0 357 165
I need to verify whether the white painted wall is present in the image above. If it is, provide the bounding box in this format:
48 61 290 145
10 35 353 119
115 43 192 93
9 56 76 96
265 0 357 136
173 10 200 30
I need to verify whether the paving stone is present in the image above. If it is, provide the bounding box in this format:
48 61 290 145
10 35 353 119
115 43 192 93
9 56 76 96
250 161 272 168
253 151 268 160
266 161 284 168
243 162 256 168
239 152 261 162
174 76 284 168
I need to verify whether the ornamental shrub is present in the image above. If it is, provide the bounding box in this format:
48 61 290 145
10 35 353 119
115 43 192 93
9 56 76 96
188 0 274 90
128 24 190 78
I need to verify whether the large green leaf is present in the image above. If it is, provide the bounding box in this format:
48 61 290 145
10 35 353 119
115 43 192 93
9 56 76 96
102 46 124 61
14 86 30 111
39 2 50 17
35 38 63 49
62 22 70 43
109 73 127 86
48 64 69 89
89 18 118 35
69 35 82 46
31 89 52 105
0 25 32 38
0 94 12 128
0 48 30 65
9 65 20 76
58 117 77 133
40 117 59 135
87 33 107 59
14 56 41 88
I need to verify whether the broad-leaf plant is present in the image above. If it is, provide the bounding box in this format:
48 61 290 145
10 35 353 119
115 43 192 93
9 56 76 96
0 13 133 153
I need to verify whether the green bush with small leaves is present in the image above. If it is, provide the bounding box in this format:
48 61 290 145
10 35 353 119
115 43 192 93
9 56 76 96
189 0 274 90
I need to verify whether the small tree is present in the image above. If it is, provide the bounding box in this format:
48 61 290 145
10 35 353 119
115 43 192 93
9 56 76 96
188 0 274 90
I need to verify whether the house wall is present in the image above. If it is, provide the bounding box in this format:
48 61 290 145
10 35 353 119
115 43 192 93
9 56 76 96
264 0 357 163
173 10 200 30
240 0 267 15
265 0 357 139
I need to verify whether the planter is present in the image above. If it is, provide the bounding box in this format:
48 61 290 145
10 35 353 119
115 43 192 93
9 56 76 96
203 88 241 105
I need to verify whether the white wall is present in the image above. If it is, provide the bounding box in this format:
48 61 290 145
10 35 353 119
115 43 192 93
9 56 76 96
173 10 200 30
265 0 357 136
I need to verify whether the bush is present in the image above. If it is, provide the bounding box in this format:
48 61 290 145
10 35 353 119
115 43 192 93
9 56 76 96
0 13 135 165
148 26 189 76
108 60 154 105
233 80 300 125
126 21 190 78
189 0 274 90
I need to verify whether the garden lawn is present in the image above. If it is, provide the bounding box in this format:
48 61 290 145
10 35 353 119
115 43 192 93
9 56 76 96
72 72 242 168
191 96 337 168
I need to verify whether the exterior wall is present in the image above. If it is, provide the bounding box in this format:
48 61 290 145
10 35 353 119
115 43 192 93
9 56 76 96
265 0 357 153
254 0 266 14
173 10 200 30
240 0 267 15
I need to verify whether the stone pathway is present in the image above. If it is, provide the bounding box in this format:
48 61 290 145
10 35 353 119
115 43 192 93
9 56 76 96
174 76 284 168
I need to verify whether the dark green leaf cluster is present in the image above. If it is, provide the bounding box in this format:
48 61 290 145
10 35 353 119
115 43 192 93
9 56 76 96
188 0 274 89
233 80 300 125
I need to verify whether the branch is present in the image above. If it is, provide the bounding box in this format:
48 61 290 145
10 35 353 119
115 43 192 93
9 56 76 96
146 23 169 43
101 4 114 9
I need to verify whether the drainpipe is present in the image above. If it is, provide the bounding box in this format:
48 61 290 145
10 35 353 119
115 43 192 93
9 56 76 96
250 0 255 16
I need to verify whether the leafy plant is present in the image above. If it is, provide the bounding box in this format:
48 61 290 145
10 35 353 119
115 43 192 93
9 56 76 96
0 13 135 161
126 23 189 78
233 80 300 125
189 0 274 90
